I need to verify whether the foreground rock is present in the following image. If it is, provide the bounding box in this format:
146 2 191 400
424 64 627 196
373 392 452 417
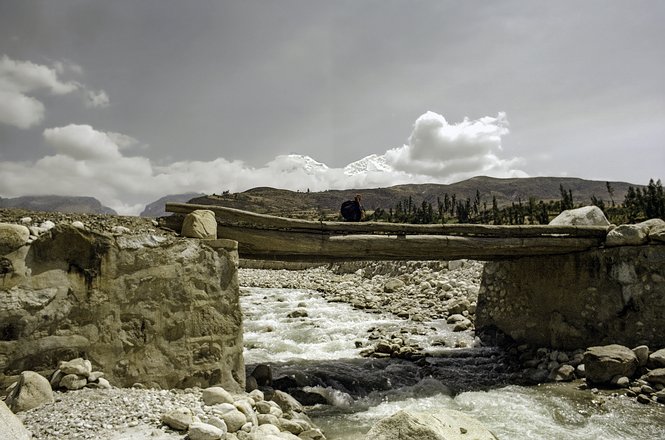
0 400 32 440
549 206 610 226
5 370 54 412
365 409 497 440
584 345 638 384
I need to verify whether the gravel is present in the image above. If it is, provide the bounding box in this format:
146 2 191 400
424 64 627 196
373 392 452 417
19 387 203 440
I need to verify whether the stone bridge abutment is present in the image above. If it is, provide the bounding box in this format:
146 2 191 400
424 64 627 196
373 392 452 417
475 244 665 350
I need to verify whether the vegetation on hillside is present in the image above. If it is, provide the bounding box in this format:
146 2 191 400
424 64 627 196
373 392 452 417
364 179 665 225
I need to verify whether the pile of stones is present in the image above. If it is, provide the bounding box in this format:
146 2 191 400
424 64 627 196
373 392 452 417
4 357 112 414
160 385 326 440
5 363 327 439
50 358 112 391
516 343 665 405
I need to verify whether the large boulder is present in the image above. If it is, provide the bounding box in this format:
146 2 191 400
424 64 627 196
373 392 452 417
649 348 665 368
606 218 665 247
0 400 31 440
583 344 638 384
59 357 92 377
182 209 217 239
161 407 198 431
271 390 304 414
549 206 610 226
202 386 234 405
0 223 30 255
188 422 226 440
364 409 497 440
5 370 54 413
644 368 665 385
605 224 648 247
650 221 665 242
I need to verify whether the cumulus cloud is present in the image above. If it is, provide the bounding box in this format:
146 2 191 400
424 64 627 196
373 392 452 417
385 111 524 181
43 124 123 160
0 112 526 215
0 55 108 128
0 55 78 95
0 88 45 129
85 89 110 108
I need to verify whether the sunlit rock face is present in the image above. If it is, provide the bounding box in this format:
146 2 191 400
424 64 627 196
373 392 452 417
0 224 243 391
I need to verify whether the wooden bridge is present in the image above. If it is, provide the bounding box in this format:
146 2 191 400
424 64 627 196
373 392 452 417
165 202 610 262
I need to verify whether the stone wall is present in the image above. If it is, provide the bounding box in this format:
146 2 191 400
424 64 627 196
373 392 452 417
0 224 244 392
476 244 665 350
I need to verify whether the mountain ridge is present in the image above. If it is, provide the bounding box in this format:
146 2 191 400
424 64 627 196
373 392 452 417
0 195 117 215
182 176 643 220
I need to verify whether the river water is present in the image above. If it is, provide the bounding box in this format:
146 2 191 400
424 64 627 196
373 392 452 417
241 287 664 439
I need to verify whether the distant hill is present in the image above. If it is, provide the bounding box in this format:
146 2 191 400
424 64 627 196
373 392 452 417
0 195 117 215
140 192 204 217
182 176 642 220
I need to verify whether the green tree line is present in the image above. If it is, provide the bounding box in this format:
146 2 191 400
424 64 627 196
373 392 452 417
365 179 665 225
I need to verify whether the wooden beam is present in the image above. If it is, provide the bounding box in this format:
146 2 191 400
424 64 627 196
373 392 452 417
217 225 604 262
166 202 610 238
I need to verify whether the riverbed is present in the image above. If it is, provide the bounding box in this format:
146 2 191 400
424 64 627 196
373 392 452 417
240 285 665 440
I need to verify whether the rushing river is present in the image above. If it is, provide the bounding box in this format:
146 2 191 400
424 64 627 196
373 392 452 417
241 287 664 440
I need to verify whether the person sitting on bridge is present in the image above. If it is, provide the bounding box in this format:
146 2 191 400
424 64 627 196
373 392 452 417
340 194 365 222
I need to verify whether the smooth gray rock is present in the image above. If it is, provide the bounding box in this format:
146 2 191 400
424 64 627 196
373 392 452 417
182 209 217 239
644 368 665 385
584 345 638 384
0 223 30 255
0 400 32 439
161 407 198 431
549 206 610 226
5 371 54 413
59 374 88 390
271 390 304 414
383 278 405 293
202 386 234 405
632 345 650 367
649 348 665 368
59 358 92 377
188 422 225 440
606 224 648 247
364 409 497 440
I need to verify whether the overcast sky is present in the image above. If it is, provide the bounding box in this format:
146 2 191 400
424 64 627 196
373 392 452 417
0 0 663 214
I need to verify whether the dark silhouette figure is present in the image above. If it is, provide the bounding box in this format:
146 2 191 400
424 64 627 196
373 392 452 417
340 194 365 221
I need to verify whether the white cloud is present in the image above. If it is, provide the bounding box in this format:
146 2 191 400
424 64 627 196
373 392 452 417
0 112 526 215
384 111 524 181
0 55 108 128
0 88 45 129
106 131 139 150
43 124 123 160
85 89 110 108
0 55 78 95
53 60 84 76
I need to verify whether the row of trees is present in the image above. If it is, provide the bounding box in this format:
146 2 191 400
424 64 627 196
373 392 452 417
365 179 665 225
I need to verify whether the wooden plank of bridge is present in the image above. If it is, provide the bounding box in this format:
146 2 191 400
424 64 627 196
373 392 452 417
216 225 605 261
165 202 609 238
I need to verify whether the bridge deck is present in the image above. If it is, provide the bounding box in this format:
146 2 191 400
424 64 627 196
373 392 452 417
165 202 610 261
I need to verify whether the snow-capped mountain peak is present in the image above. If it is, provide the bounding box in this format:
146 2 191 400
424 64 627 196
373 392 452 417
343 154 393 175
270 154 329 174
